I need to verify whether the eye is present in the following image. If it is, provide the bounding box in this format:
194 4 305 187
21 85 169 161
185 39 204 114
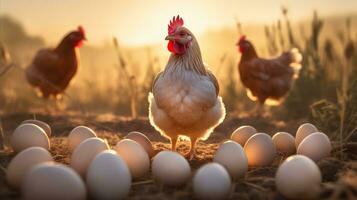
179 32 186 36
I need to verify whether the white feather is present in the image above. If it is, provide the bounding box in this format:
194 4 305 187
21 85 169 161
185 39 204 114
149 66 226 141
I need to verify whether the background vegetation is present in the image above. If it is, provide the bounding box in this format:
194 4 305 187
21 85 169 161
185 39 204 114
0 9 356 145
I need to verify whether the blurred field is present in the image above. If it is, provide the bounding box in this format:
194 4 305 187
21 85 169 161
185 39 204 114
1 10 357 119
0 7 357 200
1 9 357 139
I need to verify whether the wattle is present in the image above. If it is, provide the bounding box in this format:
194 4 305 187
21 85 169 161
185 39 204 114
239 46 244 53
167 41 186 55
75 40 84 48
167 41 175 53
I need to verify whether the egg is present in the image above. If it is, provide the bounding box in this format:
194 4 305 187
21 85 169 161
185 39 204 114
276 155 322 199
295 123 318 148
125 131 154 158
193 163 231 200
213 140 248 179
297 132 331 162
272 132 296 156
86 150 131 199
230 125 257 146
68 126 97 151
21 119 51 137
22 162 86 200
11 123 50 152
244 133 276 167
114 139 150 179
151 151 191 186
70 137 109 177
6 147 53 189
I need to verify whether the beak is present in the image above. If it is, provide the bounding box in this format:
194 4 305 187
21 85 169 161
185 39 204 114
83 36 87 41
165 35 175 41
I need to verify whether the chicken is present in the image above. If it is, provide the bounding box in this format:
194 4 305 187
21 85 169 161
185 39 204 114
25 26 86 99
148 16 226 158
237 35 302 107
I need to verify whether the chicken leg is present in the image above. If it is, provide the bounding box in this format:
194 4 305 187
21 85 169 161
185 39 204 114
187 137 198 160
54 95 65 112
171 136 179 151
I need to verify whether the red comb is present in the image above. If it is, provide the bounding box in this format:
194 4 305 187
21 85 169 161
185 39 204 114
168 15 184 34
78 26 85 37
239 35 246 42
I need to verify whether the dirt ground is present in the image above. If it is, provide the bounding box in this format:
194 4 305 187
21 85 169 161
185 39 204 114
0 111 356 200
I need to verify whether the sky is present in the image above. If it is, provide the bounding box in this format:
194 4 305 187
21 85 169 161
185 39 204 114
1 0 357 46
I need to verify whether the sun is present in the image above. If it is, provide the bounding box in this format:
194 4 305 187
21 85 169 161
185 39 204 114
111 1 211 46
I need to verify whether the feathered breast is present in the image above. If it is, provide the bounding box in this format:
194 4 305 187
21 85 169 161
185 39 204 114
153 63 218 126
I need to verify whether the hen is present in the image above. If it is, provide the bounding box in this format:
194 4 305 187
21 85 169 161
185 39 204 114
237 35 302 106
148 16 226 158
25 26 86 99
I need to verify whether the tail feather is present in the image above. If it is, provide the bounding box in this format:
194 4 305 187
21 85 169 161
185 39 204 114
288 48 302 79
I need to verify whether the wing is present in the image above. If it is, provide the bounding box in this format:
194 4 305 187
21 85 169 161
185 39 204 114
247 61 270 81
152 71 163 92
207 70 219 96
32 49 61 75
249 57 292 81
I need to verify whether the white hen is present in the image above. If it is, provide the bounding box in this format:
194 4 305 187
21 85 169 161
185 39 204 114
148 16 226 158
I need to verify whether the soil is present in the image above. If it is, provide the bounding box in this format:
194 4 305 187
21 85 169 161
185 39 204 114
0 111 356 200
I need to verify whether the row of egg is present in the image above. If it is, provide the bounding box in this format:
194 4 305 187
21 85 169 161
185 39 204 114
230 123 332 165
221 123 331 199
7 120 331 199
8 121 225 199
189 122 331 199
152 122 332 199
8 121 154 199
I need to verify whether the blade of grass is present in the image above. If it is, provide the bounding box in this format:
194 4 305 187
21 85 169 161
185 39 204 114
0 116 5 150
132 180 154 186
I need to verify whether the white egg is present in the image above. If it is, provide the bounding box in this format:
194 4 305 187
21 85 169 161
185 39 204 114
70 137 109 177
22 162 86 200
151 151 191 186
114 139 150 179
276 155 322 199
6 147 53 189
125 131 154 158
295 123 318 148
272 132 296 156
213 140 248 179
193 163 231 200
68 126 97 151
297 132 331 162
244 133 276 167
86 150 131 200
230 125 257 147
11 123 50 152
21 119 51 137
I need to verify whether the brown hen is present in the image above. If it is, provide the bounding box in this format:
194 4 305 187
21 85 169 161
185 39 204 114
237 36 302 106
26 26 86 99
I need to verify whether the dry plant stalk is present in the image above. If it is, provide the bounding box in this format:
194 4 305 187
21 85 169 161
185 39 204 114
282 7 297 48
0 117 5 150
234 17 243 35
129 76 138 119
113 37 138 119
337 63 348 158
336 18 356 157
0 63 14 77
0 45 14 77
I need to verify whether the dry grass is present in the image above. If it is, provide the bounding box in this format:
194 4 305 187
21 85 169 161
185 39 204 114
0 112 356 200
